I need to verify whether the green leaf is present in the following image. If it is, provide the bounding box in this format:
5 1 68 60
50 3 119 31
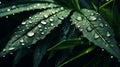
59 46 95 67
71 9 120 60
0 7 71 56
0 3 59 17
48 38 83 51
33 42 49 67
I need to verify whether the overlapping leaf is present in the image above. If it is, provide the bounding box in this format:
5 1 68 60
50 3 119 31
71 9 120 60
0 5 71 56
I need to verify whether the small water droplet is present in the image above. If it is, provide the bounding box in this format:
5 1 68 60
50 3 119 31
99 23 104 27
40 29 42 31
51 23 54 26
28 21 32 23
86 26 92 32
60 7 64 10
6 16 8 18
94 34 99 39
0 1 2 4
20 39 24 42
89 16 97 21
3 55 6 57
77 16 82 21
44 15 48 18
27 32 34 37
21 43 25 45
8 47 15 50
110 56 113 58
50 18 53 22
106 32 111 37
105 24 108 26
7 9 11 11
12 5 16 9
41 32 44 34
45 27 47 30
52 11 55 14
90 13 94 16
37 4 40 6
102 49 104 51
3 49 6 51
22 22 26 25
38 24 42 28
10 53 13 55
41 21 47 25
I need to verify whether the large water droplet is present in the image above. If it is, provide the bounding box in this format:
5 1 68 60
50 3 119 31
41 32 44 34
106 32 111 37
86 26 92 32
41 21 47 25
21 43 25 46
6 16 8 18
77 16 82 21
8 47 15 50
60 7 64 10
94 34 99 39
89 16 97 21
27 32 34 37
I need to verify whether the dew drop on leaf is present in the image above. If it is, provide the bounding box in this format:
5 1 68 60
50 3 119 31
8 47 15 50
51 23 54 26
41 21 47 25
99 23 104 27
106 32 111 37
110 56 114 58
50 18 54 22
94 34 99 39
77 16 82 21
44 15 48 18
0 1 2 4
38 24 42 28
27 32 34 37
22 22 26 25
20 39 24 42
7 9 11 11
86 26 92 32
89 16 97 21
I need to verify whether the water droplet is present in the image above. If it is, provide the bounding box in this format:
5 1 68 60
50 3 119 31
0 1 2 4
106 32 111 37
8 47 15 50
52 11 55 14
38 24 42 28
86 26 92 32
60 7 64 10
41 32 44 34
77 16 82 21
28 47 30 48
99 23 104 27
94 34 99 39
20 39 24 42
7 9 11 11
50 18 53 22
28 21 32 23
105 24 108 26
102 49 104 51
90 13 94 16
89 16 97 21
3 49 6 51
22 43 25 45
51 23 54 26
6 16 8 18
3 55 6 57
110 56 113 58
41 21 47 25
37 4 40 6
22 22 26 25
45 27 47 30
27 32 34 37
10 53 13 55
80 28 83 31
12 5 16 9
40 29 42 31
44 15 48 18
